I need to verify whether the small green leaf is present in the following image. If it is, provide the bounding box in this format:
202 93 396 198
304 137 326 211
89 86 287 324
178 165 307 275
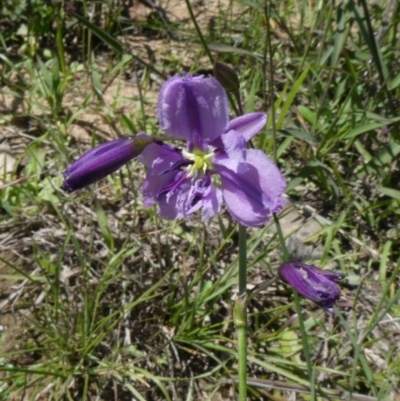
70 11 123 54
380 241 392 292
342 117 400 139
279 129 316 145
96 202 114 251
378 187 400 200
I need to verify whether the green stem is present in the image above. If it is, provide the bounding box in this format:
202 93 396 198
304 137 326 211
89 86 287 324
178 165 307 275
233 294 247 401
238 224 247 295
184 0 214 64
184 4 248 394
264 0 277 164
235 221 248 401
272 213 289 261
273 213 314 397
247 275 278 301
236 96 244 116
56 6 66 76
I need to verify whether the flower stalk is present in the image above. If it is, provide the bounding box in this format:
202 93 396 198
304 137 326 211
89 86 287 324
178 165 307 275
230 75 248 401
238 224 247 295
233 293 247 401
273 213 314 392
133 67 285 400
235 223 248 401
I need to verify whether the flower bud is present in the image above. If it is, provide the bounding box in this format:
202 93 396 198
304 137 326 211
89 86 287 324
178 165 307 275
278 261 345 313
62 134 154 192
213 62 240 94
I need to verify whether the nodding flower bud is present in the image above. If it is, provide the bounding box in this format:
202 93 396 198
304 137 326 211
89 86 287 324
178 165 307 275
62 134 154 193
278 261 345 313
213 62 240 94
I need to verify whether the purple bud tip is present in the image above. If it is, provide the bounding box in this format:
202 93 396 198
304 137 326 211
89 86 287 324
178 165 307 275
278 261 345 313
62 135 154 193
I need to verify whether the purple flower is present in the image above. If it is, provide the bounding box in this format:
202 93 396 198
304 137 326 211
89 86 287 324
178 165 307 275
62 135 154 192
278 261 345 313
139 75 286 227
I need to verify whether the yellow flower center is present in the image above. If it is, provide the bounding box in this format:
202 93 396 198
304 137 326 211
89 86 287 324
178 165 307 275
182 149 214 178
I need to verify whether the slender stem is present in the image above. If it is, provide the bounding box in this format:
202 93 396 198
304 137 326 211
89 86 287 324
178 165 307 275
247 275 278 301
235 197 248 401
233 294 247 401
184 0 214 64
238 224 247 295
184 4 248 396
292 293 313 393
56 6 66 75
264 0 277 163
236 91 247 400
273 213 314 397
236 95 244 116
273 213 289 260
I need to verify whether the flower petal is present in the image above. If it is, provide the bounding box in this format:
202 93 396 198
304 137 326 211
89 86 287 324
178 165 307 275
216 149 286 227
139 142 184 209
62 135 153 192
139 143 221 220
212 129 247 174
157 175 221 220
304 264 345 282
227 112 266 142
188 175 223 220
139 142 181 169
156 177 192 220
202 186 222 220
278 261 344 313
158 75 229 147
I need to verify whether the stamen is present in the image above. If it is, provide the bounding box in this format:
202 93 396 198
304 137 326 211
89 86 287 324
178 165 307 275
181 148 214 177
